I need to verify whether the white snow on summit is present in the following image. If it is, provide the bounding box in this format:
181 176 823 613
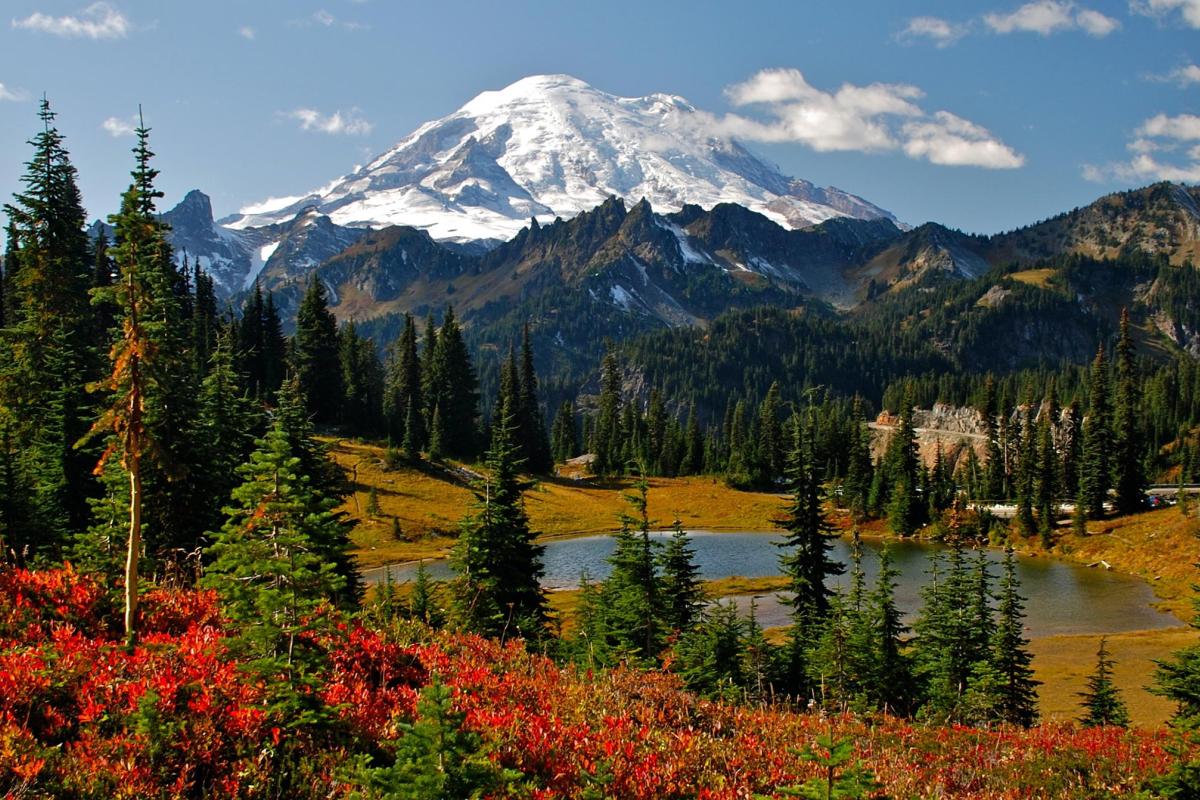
227 74 896 242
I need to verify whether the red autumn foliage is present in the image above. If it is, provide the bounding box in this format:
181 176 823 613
0 566 1188 798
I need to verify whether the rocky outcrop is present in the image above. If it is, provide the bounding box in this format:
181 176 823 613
869 403 988 474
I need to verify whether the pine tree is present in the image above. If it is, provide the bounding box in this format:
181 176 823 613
293 277 343 425
385 313 424 449
982 376 1006 501
193 332 261 535
451 391 549 642
754 382 784 486
1014 399 1038 536
550 400 577 464
79 118 180 644
2 98 101 551
592 347 622 475
593 473 665 663
355 679 519 799
425 307 479 459
272 376 360 608
674 601 751 701
844 396 873 521
1079 637 1129 727
659 519 704 633
1113 310 1146 514
189 260 217 384
516 322 553 473
776 413 844 694
1035 407 1058 548
885 396 923 536
202 420 347 673
408 560 445 629
682 404 704 476
990 548 1039 726
1079 345 1112 519
866 544 914 715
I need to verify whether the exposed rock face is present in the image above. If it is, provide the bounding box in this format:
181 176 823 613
869 403 988 474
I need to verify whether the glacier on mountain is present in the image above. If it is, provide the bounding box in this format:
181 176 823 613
225 74 895 242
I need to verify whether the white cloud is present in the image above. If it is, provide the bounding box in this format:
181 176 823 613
0 83 29 102
985 1 1120 35
288 9 367 31
12 2 129 39
1086 112 1200 182
237 25 255 40
713 68 1023 169
101 115 137 137
285 107 372 136
1131 0 1200 28
902 111 1027 168
1148 63 1200 85
899 16 970 47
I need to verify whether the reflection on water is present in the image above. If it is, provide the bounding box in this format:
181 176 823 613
362 530 1182 639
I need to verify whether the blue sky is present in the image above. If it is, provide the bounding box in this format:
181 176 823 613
1 0 1198 234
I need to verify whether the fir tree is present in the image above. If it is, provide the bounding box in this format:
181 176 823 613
1035 407 1058 548
776 413 844 694
451 392 549 642
592 347 622 475
352 680 520 799
754 382 784 486
293 277 343 425
659 519 704 633
592 473 664 663
1078 344 1112 519
982 376 1006 501
867 544 914 715
79 118 179 644
408 560 445 629
202 420 347 676
990 548 1039 726
516 322 553 473
550 400 578 464
1113 309 1146 515
2 98 101 550
425 307 479 459
1078 637 1129 727
884 396 923 536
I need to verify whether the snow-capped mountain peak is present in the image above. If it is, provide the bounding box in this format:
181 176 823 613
226 74 896 242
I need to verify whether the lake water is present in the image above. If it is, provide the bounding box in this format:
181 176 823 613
362 530 1183 639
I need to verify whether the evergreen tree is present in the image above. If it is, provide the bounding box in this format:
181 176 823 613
682 403 704 476
1078 345 1112 519
754 382 784 486
1014 399 1038 536
1035 407 1058 548
293 277 343 425
425 307 479 459
866 544 914 715
982 376 1006 501
516 322 553 473
80 119 184 643
591 474 665 663
674 601 752 701
549 400 577 464
202 420 347 674
884 396 923 536
353 679 519 799
451 391 549 642
776 413 844 694
408 560 445 629
1078 637 1129 727
989 548 1039 726
272 376 360 608
844 396 873 521
2 98 101 551
194 332 261 535
189 260 217 384
384 313 423 449
1113 309 1146 514
592 347 622 475
659 519 704 633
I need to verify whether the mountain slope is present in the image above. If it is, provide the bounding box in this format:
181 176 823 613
224 74 896 242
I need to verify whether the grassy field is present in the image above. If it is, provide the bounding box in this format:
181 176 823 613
337 438 1200 726
331 439 785 568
